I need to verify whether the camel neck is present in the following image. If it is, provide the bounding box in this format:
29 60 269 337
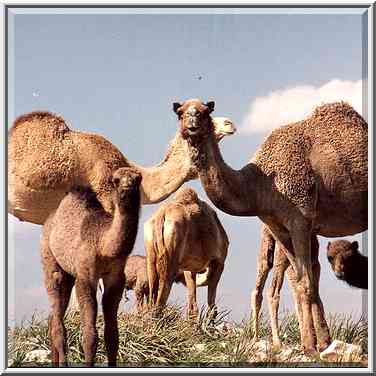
136 133 196 204
347 254 368 289
188 134 266 217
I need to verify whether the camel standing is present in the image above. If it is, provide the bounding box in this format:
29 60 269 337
145 187 229 318
9 112 235 225
40 167 142 367
251 225 325 348
174 99 367 352
122 255 210 312
327 240 368 289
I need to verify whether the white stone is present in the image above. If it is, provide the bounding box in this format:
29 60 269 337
193 343 206 352
320 340 363 362
24 349 51 363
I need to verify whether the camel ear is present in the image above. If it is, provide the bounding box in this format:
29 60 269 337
351 241 359 251
206 101 215 113
112 176 120 188
173 102 182 115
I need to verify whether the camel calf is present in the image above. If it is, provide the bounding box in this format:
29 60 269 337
145 187 229 318
327 240 368 289
251 225 330 351
40 167 142 367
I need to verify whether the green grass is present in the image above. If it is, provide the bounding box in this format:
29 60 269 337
8 306 368 368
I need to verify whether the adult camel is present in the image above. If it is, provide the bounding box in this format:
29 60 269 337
173 98 367 353
9 112 235 225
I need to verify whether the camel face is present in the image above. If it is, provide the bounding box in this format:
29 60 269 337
173 99 215 141
212 117 237 141
112 167 142 204
327 240 358 280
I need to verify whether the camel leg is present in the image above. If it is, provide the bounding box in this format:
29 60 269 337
41 242 74 367
134 283 144 313
146 249 159 307
207 260 224 320
267 245 289 349
102 272 125 367
154 256 175 316
289 223 317 353
310 237 331 351
183 271 198 319
250 227 274 342
75 279 98 367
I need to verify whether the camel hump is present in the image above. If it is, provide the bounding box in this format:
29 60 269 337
10 111 70 136
174 186 199 204
310 101 366 128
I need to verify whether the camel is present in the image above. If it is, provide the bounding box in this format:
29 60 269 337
122 255 210 312
251 225 326 349
8 112 235 225
145 187 229 318
40 167 142 367
174 98 367 352
327 240 368 289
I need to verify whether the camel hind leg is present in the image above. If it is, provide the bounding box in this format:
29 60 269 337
183 271 198 319
207 260 224 320
41 240 75 367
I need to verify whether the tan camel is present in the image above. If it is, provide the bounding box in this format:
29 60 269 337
251 225 326 349
40 167 142 367
9 112 235 225
327 240 368 289
122 254 210 312
174 98 367 352
145 187 229 318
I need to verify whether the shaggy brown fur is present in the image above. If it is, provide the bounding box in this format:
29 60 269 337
175 99 367 353
40 167 142 367
327 240 368 289
9 111 235 225
251 225 327 348
123 255 209 312
145 187 229 318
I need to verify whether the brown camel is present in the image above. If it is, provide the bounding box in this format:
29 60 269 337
174 98 367 352
40 167 142 367
123 255 210 312
9 113 235 225
251 225 326 349
327 240 368 289
145 187 229 318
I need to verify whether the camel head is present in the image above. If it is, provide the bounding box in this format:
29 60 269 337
173 98 215 143
111 167 142 207
327 240 359 280
212 117 237 142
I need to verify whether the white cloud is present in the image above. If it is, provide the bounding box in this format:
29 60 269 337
241 79 363 134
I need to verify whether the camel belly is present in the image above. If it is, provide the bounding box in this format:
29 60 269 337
315 190 368 236
9 175 67 225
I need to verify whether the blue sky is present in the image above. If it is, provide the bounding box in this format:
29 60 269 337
7 8 366 324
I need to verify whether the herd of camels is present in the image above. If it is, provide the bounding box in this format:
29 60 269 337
8 98 368 366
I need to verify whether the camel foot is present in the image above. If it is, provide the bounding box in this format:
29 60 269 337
316 339 331 353
272 340 282 351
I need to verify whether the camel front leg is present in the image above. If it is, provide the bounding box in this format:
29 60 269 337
102 272 125 367
310 237 331 351
289 223 317 354
207 260 224 320
183 271 198 319
267 245 289 349
75 279 98 367
250 226 274 342
134 283 145 313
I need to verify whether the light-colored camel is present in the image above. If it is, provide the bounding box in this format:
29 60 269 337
327 240 368 289
9 112 235 225
251 225 326 349
174 98 367 352
122 254 210 312
145 187 229 318
40 167 142 367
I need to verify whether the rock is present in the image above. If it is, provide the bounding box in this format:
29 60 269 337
24 349 51 363
193 343 206 352
320 340 363 362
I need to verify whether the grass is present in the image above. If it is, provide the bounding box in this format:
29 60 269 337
8 306 368 368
